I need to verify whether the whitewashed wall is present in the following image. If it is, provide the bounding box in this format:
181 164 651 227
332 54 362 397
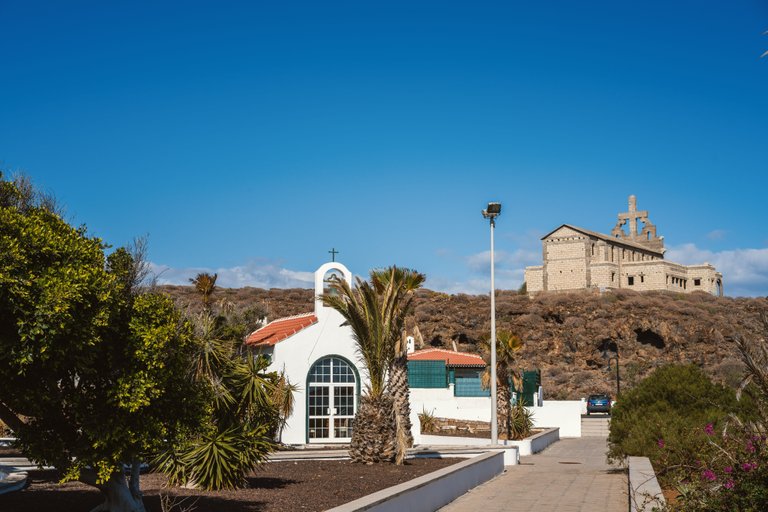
269 311 367 445
410 386 492 421
529 400 582 437
410 388 583 439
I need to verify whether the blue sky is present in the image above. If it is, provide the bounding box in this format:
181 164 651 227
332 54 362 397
2 1 767 296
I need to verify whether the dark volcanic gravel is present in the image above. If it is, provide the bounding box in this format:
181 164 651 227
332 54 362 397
0 458 459 512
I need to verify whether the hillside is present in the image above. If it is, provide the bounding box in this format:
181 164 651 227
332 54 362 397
160 285 768 399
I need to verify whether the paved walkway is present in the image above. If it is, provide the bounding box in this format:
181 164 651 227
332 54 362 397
440 437 627 512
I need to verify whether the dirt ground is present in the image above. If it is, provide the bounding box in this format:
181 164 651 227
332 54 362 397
0 458 459 512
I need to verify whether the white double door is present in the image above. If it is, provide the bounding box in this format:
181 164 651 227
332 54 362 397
308 383 355 442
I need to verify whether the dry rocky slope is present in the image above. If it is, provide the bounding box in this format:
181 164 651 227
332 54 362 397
161 285 768 399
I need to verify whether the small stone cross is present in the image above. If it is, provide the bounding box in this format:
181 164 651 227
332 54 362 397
328 248 339 262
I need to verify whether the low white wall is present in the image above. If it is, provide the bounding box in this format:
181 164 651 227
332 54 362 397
326 451 504 512
411 390 583 438
530 400 582 437
528 427 560 454
410 387 491 422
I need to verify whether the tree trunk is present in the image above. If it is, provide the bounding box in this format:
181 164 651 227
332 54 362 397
498 382 512 439
349 394 397 464
87 470 146 512
389 355 414 448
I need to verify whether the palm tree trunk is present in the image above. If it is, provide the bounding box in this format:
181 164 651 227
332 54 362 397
349 394 397 464
389 355 414 448
498 381 512 439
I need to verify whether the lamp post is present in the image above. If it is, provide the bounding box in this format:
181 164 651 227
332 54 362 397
482 202 501 445
601 349 621 398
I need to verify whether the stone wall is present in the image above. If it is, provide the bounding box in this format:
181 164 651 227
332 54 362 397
423 416 491 436
544 238 588 291
525 266 544 293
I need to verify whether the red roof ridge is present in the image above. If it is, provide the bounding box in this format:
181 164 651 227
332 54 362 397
254 311 315 329
245 312 317 347
410 347 478 357
408 347 485 367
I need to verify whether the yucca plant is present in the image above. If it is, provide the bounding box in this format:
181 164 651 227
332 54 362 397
509 399 534 440
271 371 300 444
154 311 281 490
418 407 439 434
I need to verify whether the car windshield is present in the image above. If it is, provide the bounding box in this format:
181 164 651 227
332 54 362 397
589 395 608 401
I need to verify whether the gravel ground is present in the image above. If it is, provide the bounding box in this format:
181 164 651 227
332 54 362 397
0 458 459 512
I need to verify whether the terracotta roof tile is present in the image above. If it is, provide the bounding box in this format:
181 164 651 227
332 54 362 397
407 348 486 367
245 313 317 347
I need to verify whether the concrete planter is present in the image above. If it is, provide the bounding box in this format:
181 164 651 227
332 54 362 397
326 451 504 512
419 427 560 456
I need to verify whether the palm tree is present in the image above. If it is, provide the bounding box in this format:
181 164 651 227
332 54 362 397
322 266 424 464
189 272 218 310
480 329 524 439
370 268 425 448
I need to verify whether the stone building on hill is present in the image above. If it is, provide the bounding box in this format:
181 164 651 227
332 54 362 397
524 195 723 296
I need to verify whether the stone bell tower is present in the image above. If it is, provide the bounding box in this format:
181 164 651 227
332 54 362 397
610 195 665 253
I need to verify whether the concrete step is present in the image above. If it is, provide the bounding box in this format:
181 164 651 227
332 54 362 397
581 417 610 437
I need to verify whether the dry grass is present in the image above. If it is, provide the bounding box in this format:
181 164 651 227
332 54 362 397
160 285 768 399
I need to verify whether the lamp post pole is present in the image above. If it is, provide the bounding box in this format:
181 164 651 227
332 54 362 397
602 350 621 398
482 202 501 445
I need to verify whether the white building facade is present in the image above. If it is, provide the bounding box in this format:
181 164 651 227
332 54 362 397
245 262 368 445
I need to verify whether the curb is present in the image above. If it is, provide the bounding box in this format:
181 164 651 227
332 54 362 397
628 456 665 512
326 451 504 512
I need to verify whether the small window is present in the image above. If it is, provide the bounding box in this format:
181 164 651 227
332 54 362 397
628 276 635 286
640 275 644 283
611 272 615 282
694 278 701 286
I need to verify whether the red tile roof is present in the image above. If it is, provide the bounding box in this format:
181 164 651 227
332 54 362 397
407 348 486 367
245 313 317 347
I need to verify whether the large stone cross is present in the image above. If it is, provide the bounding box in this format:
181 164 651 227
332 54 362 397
617 195 648 237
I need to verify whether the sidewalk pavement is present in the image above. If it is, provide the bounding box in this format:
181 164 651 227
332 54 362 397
439 437 627 512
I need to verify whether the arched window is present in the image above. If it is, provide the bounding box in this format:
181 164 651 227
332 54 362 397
307 356 357 442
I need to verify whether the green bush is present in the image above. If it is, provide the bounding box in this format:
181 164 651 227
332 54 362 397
608 364 749 485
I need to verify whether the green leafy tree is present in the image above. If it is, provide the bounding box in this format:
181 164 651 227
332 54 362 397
0 173 208 512
322 266 424 464
608 364 751 486
480 330 524 438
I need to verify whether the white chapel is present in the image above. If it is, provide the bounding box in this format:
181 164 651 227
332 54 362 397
244 261 366 445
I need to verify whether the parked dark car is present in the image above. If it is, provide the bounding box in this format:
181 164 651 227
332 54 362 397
586 394 611 415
